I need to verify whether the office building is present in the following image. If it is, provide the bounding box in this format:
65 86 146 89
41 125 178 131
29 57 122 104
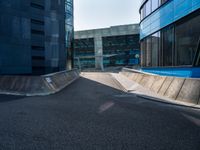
74 24 140 70
140 0 200 77
0 0 73 75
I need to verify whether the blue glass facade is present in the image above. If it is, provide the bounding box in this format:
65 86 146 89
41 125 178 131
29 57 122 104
139 0 200 78
0 0 74 75
140 0 200 39
65 0 74 69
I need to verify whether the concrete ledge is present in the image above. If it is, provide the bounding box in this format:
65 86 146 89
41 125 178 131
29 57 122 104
150 76 166 93
0 69 80 96
120 68 200 107
164 78 185 99
158 77 174 95
176 79 200 104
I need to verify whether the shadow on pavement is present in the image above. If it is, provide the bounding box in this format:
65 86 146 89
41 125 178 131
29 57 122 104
0 95 25 103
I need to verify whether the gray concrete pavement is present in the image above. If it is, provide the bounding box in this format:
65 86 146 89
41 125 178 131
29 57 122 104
0 73 199 150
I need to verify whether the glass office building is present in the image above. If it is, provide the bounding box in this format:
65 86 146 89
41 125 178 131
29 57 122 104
74 38 96 68
102 35 140 67
140 0 200 77
65 0 74 70
74 24 140 70
0 0 74 75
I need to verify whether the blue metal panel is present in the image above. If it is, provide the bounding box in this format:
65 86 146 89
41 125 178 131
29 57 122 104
141 67 200 78
140 0 200 40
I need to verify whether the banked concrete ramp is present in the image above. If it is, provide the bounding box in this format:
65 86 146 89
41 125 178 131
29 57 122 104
0 69 80 96
120 68 200 106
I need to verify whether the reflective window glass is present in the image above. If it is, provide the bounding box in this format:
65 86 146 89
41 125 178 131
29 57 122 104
141 40 146 66
162 25 174 66
145 0 151 16
142 4 146 19
151 32 160 66
161 0 168 4
175 13 200 66
152 0 159 11
146 37 152 66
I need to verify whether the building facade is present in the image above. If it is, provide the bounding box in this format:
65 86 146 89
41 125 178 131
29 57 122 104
0 0 73 75
74 24 140 70
140 0 200 77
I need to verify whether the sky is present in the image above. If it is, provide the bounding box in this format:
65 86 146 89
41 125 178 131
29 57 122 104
74 0 141 31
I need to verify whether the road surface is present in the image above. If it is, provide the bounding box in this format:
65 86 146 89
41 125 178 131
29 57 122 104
0 73 199 150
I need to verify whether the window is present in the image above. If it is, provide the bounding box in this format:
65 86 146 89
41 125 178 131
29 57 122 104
141 4 146 20
30 3 44 10
152 0 159 11
175 12 200 66
31 29 44 35
146 37 152 67
32 46 45 51
151 32 160 66
161 0 168 5
31 19 44 25
162 25 174 66
145 0 151 16
141 40 146 67
140 0 169 20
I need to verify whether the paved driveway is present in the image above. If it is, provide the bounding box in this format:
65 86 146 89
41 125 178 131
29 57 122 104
0 73 199 150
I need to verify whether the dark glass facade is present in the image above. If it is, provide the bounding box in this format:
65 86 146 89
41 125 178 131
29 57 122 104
74 38 95 68
65 0 74 70
140 1 200 68
74 34 140 69
0 0 74 75
102 35 140 67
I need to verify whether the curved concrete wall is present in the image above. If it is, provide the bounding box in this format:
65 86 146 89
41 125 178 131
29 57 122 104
121 68 200 105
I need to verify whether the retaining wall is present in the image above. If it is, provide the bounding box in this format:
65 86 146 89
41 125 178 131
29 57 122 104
120 68 200 105
0 69 80 96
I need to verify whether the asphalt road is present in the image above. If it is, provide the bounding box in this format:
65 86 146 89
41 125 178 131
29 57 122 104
0 73 199 150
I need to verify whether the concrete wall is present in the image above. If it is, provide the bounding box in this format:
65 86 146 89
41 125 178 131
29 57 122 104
0 69 79 96
121 68 200 105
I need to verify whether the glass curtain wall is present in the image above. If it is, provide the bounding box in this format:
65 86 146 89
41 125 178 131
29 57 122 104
146 37 152 66
74 38 95 69
141 40 146 66
162 25 174 66
141 32 160 67
140 0 169 20
74 38 95 56
65 0 74 69
141 10 200 68
151 32 160 66
175 13 200 66
102 35 140 67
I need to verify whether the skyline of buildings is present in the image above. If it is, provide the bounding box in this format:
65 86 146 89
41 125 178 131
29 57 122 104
0 0 199 78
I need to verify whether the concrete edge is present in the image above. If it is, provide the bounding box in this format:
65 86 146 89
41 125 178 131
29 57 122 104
0 69 80 97
111 73 200 109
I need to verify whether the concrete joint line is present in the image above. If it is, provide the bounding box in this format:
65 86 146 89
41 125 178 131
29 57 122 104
157 77 167 94
175 79 186 100
163 78 174 96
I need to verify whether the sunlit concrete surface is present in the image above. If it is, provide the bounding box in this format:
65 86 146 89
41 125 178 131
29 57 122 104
0 72 199 150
